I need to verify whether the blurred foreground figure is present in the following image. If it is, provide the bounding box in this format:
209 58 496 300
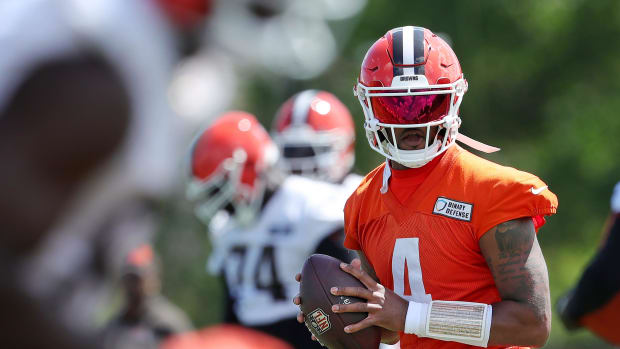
0 45 129 349
557 181 620 346
0 0 178 347
186 111 353 348
103 244 192 349
161 324 292 349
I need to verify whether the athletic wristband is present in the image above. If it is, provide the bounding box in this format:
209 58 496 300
404 300 492 348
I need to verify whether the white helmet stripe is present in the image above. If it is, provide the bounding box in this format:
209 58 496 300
402 26 415 75
291 90 317 126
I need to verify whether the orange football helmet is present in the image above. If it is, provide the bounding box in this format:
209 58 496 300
187 111 279 226
355 26 497 168
272 90 355 182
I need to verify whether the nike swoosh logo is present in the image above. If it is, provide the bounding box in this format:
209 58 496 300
530 186 548 195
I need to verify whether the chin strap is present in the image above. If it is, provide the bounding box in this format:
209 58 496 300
380 159 391 194
457 133 500 153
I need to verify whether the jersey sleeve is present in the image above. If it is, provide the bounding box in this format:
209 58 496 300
343 194 362 250
342 165 386 251
476 174 558 239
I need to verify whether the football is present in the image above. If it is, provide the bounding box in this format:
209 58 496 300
299 254 381 349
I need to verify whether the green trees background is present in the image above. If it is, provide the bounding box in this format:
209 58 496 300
156 1 620 348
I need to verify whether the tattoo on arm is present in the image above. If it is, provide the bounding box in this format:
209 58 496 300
482 218 550 322
495 220 534 260
488 219 535 284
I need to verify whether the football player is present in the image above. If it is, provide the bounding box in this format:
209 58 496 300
271 89 361 190
295 26 558 348
557 181 620 346
187 111 354 348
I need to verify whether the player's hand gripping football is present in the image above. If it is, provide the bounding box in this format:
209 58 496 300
293 273 319 342
294 258 405 343
331 259 407 336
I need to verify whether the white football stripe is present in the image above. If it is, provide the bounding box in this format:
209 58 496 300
292 90 317 126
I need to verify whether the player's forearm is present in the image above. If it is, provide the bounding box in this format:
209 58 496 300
480 218 552 347
488 300 550 347
402 298 549 348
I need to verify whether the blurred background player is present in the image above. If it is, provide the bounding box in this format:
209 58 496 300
556 181 620 346
271 89 361 190
102 244 192 349
186 111 354 348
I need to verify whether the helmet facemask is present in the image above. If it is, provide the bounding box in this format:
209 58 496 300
273 125 354 182
355 77 467 168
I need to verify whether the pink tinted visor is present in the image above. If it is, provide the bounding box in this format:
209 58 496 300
371 93 450 124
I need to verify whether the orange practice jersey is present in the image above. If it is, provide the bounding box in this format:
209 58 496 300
344 145 558 349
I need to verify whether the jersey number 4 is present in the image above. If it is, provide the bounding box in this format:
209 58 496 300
392 238 432 303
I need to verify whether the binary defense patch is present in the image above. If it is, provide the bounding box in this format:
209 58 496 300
433 197 473 222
